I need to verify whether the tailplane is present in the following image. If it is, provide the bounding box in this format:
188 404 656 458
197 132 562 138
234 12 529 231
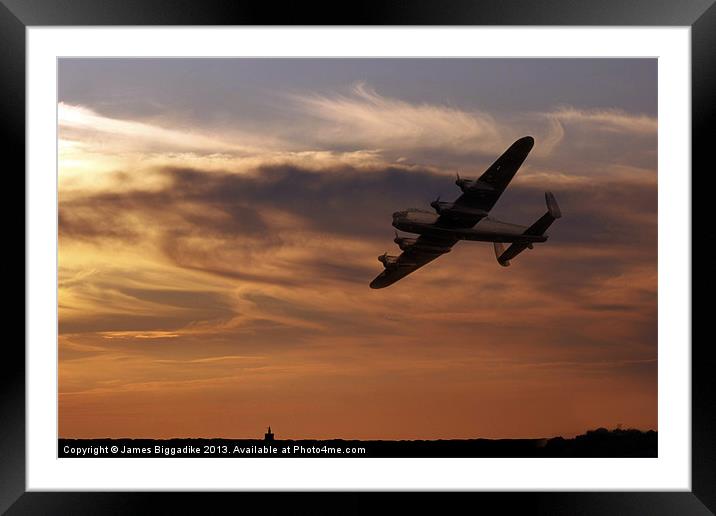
494 242 510 267
494 192 561 266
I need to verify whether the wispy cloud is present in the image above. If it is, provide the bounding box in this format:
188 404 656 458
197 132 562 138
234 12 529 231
289 83 657 164
59 102 279 155
545 106 657 134
291 81 504 153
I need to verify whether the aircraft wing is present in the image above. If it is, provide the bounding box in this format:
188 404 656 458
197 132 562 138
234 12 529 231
369 235 458 289
452 136 535 215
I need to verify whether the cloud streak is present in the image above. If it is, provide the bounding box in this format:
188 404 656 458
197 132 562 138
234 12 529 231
545 106 657 135
291 81 503 153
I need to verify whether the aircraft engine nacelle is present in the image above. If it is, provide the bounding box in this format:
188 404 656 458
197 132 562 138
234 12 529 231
455 173 495 194
378 253 399 269
430 199 488 219
394 235 418 250
430 198 458 215
455 175 474 192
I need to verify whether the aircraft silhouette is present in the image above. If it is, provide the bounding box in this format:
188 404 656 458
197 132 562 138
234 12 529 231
370 136 561 289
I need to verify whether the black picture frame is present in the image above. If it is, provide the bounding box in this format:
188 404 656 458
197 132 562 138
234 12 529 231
4 1 712 513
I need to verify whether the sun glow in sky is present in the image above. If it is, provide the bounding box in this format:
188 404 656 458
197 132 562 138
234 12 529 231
58 59 657 439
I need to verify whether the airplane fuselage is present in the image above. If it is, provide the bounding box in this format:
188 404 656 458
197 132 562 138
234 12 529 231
392 209 548 244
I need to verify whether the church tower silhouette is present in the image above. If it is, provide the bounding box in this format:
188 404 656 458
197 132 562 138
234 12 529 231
264 426 274 441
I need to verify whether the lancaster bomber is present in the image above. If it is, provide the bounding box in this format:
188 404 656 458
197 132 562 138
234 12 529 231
370 136 561 289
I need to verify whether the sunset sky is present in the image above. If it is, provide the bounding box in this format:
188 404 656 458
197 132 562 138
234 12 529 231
58 59 657 440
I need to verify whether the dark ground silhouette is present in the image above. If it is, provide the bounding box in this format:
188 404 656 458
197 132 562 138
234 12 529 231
59 427 656 458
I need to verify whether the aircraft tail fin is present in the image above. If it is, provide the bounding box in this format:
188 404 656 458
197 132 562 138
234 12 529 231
524 191 561 236
494 192 561 266
546 191 562 219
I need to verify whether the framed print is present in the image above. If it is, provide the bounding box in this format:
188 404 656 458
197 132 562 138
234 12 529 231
5 0 714 513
